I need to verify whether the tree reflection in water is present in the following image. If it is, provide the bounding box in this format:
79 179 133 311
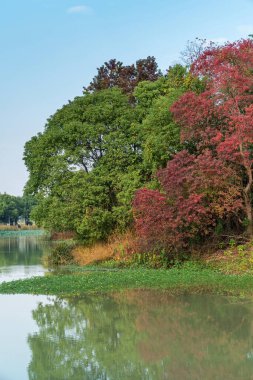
28 291 253 380
0 235 50 266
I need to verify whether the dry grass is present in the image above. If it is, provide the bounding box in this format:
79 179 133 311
50 231 76 240
0 224 38 231
73 232 134 266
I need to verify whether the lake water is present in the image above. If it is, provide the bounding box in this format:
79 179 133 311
0 231 51 283
1 233 253 380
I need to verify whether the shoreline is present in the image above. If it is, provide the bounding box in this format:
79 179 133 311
0 265 253 298
0 229 46 237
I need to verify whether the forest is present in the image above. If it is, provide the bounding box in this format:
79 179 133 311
23 38 253 257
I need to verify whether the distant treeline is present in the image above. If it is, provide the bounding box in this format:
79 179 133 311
24 38 253 255
0 193 36 225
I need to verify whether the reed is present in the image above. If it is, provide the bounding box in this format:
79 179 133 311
73 232 134 266
50 231 76 240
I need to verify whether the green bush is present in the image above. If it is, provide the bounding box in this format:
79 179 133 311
47 242 76 266
99 251 174 269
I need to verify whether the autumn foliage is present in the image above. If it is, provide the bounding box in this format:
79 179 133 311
25 38 253 251
134 39 253 253
134 150 242 253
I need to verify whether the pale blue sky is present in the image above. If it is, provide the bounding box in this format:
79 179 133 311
1 0 253 195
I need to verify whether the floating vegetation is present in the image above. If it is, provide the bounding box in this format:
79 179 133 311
1 263 253 297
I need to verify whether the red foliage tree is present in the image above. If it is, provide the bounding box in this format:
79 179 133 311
133 150 242 253
133 189 175 252
83 56 161 100
171 39 253 236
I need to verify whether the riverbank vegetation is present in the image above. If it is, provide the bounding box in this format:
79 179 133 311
23 37 253 268
1 262 253 297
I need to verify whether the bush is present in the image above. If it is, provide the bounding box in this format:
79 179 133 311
133 150 242 254
99 250 184 269
47 242 76 266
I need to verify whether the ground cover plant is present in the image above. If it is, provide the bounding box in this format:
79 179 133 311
1 263 253 297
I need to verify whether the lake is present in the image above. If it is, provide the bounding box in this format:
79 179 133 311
0 230 51 283
1 233 253 380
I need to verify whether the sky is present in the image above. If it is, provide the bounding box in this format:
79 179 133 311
1 0 253 196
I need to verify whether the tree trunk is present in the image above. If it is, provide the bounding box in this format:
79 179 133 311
244 191 253 237
239 143 253 237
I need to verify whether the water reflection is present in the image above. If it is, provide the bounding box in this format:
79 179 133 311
0 234 51 282
0 294 54 380
28 291 253 380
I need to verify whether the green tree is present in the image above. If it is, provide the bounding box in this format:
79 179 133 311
133 64 203 173
24 63 195 241
0 193 35 224
24 88 144 240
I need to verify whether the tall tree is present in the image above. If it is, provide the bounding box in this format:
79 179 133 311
24 61 193 241
24 88 143 240
180 37 217 67
172 39 253 236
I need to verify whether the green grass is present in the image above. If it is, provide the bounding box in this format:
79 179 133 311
205 243 253 275
1 262 253 297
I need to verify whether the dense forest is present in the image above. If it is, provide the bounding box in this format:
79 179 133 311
24 38 253 255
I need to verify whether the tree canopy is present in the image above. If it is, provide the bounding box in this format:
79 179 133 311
24 39 253 253
83 56 162 100
0 193 36 225
24 87 146 240
134 38 253 253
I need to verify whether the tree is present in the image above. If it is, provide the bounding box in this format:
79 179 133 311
139 91 182 172
0 193 36 225
172 39 253 236
180 37 217 67
0 194 20 224
132 64 204 173
84 56 162 100
24 61 195 241
133 150 242 253
24 88 144 239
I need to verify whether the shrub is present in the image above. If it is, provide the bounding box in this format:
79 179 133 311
47 242 76 266
133 150 242 254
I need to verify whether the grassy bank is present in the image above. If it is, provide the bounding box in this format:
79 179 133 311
1 263 253 297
